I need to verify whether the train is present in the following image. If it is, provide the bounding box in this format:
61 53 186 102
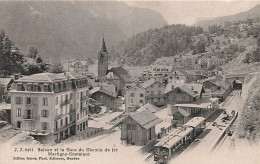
154 117 206 163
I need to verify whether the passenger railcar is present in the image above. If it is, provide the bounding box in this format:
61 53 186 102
154 117 206 163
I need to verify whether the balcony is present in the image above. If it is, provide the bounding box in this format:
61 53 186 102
23 115 40 120
55 120 76 132
25 104 38 108
60 99 71 107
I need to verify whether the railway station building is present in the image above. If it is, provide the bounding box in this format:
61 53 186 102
118 109 162 146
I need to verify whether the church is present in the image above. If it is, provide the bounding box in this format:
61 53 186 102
97 37 132 96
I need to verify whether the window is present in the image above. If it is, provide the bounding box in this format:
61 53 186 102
15 97 23 104
43 98 48 106
17 121 22 128
158 90 161 95
27 84 32 91
77 113 79 120
70 93 73 100
56 97 58 105
42 110 48 117
41 122 48 130
33 84 38 91
130 93 135 97
16 108 21 117
127 124 136 130
60 119 63 127
17 84 22 91
140 100 143 104
55 121 58 131
140 94 143 97
130 99 133 104
65 117 68 126
26 97 32 104
43 85 48 92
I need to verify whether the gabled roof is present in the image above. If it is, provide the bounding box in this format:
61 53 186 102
137 103 161 113
109 66 131 82
171 108 190 117
140 78 163 89
0 78 13 86
178 85 197 97
105 72 120 80
89 87 115 97
130 109 162 129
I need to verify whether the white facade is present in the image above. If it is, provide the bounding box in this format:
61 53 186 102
10 73 89 143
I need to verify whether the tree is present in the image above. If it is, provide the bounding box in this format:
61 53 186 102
243 53 251 64
48 62 64 73
0 33 25 75
26 46 38 59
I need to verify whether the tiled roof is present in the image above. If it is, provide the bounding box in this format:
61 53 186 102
130 109 162 129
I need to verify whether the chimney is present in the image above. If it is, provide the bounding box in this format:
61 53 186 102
14 74 19 80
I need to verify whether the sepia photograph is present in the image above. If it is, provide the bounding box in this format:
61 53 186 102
0 0 260 164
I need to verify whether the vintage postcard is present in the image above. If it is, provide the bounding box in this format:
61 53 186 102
0 0 260 164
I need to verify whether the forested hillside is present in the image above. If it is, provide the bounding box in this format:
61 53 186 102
110 17 260 70
109 24 204 66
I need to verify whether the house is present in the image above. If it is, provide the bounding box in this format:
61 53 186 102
125 84 145 112
171 107 190 127
89 87 116 111
169 70 187 82
105 66 132 96
119 109 162 146
140 78 167 107
141 65 174 81
202 77 232 100
62 59 89 75
10 72 89 144
170 97 219 119
165 83 205 105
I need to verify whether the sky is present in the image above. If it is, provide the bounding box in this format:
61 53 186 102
125 1 260 25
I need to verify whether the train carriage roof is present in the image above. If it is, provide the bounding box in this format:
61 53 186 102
183 117 205 128
155 127 193 149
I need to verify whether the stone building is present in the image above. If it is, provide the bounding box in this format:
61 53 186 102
10 72 89 144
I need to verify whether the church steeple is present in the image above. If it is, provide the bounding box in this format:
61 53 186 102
100 36 107 53
98 36 108 80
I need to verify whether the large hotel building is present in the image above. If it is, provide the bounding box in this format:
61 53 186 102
10 72 89 144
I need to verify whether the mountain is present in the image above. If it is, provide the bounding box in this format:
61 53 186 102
0 1 167 60
194 4 260 29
